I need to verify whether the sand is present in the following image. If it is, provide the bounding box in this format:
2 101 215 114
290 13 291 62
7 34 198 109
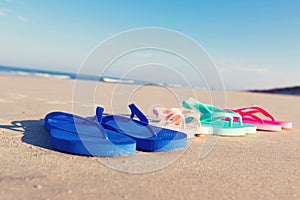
0 75 299 199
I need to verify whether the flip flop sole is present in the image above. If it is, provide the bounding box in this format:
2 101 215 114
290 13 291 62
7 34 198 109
243 123 257 135
212 127 247 136
45 112 137 157
102 116 187 152
134 135 187 152
277 121 292 129
123 127 187 152
152 124 195 139
241 119 282 132
202 122 247 136
256 124 282 132
50 128 136 156
151 124 212 139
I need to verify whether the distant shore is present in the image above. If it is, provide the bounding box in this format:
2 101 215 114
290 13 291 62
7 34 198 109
249 86 300 96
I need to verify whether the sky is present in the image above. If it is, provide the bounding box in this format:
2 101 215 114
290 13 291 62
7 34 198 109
0 0 299 90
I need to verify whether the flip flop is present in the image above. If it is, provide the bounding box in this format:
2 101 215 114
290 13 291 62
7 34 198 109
101 104 187 152
151 106 211 138
228 106 292 131
183 98 257 136
44 107 136 157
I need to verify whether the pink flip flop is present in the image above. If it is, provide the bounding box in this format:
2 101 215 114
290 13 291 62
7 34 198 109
229 106 292 132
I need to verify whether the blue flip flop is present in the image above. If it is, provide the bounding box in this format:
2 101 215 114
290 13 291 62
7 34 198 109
44 107 136 157
101 104 187 152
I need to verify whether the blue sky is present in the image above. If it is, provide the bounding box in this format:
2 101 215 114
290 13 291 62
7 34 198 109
0 0 299 89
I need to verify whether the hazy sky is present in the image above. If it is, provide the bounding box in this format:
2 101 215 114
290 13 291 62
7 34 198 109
0 0 299 90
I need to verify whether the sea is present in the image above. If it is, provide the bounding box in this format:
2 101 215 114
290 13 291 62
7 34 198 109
0 65 180 87
2 65 298 95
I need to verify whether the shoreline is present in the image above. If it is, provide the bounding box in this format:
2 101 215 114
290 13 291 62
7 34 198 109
1 66 299 94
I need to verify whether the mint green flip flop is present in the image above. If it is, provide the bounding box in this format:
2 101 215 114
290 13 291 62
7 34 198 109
183 98 257 136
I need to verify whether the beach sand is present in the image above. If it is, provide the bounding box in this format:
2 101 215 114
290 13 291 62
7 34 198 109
0 75 299 199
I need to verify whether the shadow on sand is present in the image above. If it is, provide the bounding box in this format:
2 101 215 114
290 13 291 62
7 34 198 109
0 119 52 150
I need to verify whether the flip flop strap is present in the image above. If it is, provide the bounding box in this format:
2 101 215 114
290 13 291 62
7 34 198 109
155 108 185 128
128 104 157 137
233 106 275 122
183 99 243 126
183 98 225 114
129 103 149 123
183 112 202 127
153 107 202 128
164 111 185 128
201 112 243 127
238 112 264 123
225 108 263 123
183 98 211 114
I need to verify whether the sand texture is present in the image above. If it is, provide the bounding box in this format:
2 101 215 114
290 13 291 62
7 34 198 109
0 75 299 200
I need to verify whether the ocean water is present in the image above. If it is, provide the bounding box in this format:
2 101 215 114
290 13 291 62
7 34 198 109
0 65 98 80
1 66 297 95
0 65 177 87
